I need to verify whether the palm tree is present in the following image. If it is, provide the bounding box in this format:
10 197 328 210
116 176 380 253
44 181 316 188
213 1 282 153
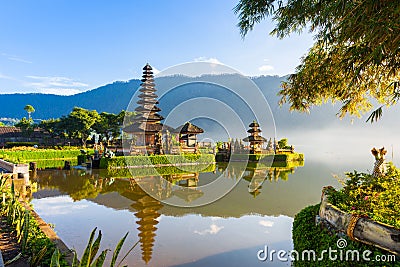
24 105 35 120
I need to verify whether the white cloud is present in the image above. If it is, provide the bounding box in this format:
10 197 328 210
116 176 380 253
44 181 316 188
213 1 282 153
194 224 224 235
1 53 32 64
0 72 14 80
258 65 274 72
32 196 89 216
194 57 222 64
38 88 82 95
259 220 274 227
26 76 88 88
9 57 32 64
24 75 88 95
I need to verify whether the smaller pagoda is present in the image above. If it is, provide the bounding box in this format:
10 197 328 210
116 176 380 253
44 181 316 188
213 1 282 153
175 122 204 147
243 121 267 154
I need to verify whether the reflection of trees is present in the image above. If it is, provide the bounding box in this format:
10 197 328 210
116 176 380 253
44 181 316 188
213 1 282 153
68 178 99 200
35 172 164 265
34 170 103 201
218 162 301 197
164 173 198 187
33 162 302 201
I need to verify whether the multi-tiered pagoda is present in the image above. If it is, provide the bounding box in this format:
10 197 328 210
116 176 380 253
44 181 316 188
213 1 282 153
243 121 267 154
124 64 169 154
124 63 204 154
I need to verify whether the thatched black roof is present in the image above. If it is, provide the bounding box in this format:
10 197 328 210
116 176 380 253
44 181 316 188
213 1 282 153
137 99 159 105
173 188 204 202
143 63 153 71
138 93 158 99
135 113 164 122
249 121 260 127
134 63 163 123
247 128 262 133
179 134 197 140
243 135 267 142
135 106 161 113
139 87 156 93
175 122 204 134
123 122 175 133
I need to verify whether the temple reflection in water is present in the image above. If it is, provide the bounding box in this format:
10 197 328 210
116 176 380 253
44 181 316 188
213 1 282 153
30 161 303 264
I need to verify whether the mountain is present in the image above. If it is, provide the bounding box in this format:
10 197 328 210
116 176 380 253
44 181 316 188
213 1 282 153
0 80 141 120
0 75 287 120
1 74 398 134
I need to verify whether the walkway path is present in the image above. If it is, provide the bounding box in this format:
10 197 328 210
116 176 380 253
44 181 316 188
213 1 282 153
0 216 30 267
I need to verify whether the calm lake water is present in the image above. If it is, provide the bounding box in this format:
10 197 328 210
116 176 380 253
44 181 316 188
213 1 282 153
28 132 400 266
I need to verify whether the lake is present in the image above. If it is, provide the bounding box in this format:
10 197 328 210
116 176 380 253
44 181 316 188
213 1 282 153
28 129 400 266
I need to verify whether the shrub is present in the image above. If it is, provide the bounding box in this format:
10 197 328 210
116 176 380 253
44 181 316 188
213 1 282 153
0 149 92 164
34 159 78 169
5 142 39 148
278 138 288 148
77 154 86 165
0 176 68 266
328 163 400 229
293 204 397 266
100 154 215 170
227 153 304 163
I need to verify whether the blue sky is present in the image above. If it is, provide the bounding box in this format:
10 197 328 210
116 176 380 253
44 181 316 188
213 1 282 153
0 1 314 95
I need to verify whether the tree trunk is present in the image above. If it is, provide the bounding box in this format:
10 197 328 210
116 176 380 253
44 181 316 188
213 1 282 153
319 187 400 256
81 138 86 148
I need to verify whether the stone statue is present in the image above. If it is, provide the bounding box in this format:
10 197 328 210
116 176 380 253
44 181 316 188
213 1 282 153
371 147 387 177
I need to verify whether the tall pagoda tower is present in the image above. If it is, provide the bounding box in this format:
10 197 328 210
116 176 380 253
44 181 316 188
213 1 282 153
135 63 164 125
243 121 267 154
124 64 166 153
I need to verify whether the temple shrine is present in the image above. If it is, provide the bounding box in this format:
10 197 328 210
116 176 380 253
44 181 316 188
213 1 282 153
124 64 204 155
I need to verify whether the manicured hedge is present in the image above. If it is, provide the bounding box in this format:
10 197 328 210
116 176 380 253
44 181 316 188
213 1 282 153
5 142 39 148
33 159 78 169
0 149 92 163
222 153 304 163
292 204 398 266
100 154 216 170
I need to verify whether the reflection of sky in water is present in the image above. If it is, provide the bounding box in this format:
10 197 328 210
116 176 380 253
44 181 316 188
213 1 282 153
31 196 292 267
30 125 400 266
28 155 342 266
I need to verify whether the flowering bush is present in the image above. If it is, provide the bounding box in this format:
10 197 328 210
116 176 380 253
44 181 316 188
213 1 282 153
328 163 400 229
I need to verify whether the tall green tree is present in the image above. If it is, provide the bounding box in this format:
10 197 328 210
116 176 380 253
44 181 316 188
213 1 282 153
39 118 66 145
39 119 60 137
92 111 124 145
235 0 400 122
122 110 136 126
15 117 35 137
64 107 100 147
24 105 35 120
